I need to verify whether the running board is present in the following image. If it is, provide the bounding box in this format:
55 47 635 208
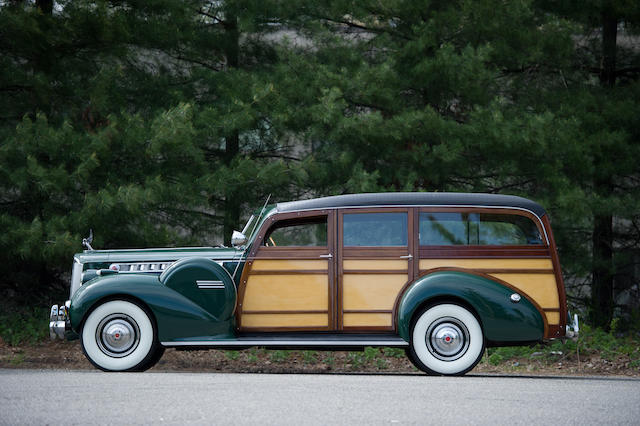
161 334 409 348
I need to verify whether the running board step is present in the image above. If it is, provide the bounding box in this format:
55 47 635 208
162 334 409 348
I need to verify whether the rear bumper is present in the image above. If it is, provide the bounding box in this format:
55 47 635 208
565 312 580 338
49 301 72 340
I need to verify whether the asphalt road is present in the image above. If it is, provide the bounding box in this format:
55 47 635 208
1 370 639 425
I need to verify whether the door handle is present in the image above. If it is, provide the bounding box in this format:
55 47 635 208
319 254 333 258
399 254 413 259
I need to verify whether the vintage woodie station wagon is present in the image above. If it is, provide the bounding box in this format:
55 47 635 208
49 192 578 375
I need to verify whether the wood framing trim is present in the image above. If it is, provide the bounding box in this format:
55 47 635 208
343 270 408 275
343 309 394 314
547 325 562 337
337 207 412 332
542 214 567 337
237 209 336 331
417 268 555 275
391 267 550 338
419 246 551 258
248 270 328 275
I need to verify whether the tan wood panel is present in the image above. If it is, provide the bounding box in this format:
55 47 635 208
490 273 559 309
343 313 392 327
419 258 553 270
241 313 328 328
343 259 408 271
242 275 328 311
343 274 408 310
545 311 560 325
250 259 328 271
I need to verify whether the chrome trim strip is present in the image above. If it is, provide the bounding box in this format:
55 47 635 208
197 280 224 285
161 339 409 347
274 204 549 244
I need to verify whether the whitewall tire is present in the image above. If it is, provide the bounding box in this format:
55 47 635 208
81 300 162 372
408 304 485 376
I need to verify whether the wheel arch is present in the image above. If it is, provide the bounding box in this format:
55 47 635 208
69 273 235 342
76 293 158 334
396 269 545 344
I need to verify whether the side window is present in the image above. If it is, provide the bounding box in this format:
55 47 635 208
343 212 408 246
263 217 327 247
419 212 543 246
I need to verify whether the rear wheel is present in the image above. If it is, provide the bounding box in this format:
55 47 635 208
407 304 484 376
81 300 163 372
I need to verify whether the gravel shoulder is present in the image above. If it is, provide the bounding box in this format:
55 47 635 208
1 339 638 377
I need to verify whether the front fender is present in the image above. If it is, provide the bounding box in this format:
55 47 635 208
69 274 234 342
397 271 544 343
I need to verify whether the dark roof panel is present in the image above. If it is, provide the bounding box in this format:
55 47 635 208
276 192 546 217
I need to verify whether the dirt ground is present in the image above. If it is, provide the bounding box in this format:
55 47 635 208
1 339 638 377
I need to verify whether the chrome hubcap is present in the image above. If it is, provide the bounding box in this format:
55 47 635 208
426 317 470 361
96 314 140 358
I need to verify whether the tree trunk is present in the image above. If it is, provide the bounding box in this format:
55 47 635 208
590 10 617 329
223 14 241 246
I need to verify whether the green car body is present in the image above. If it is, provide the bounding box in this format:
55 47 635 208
49 192 574 374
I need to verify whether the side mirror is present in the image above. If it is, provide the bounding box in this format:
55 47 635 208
231 230 248 247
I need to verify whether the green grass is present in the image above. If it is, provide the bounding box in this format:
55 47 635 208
269 350 289 363
0 306 49 346
485 325 640 370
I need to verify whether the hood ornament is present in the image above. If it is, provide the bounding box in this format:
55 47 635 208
82 229 94 251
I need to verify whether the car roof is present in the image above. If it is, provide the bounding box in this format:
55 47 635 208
276 192 546 217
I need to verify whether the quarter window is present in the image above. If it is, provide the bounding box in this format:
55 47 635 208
419 212 543 246
343 212 408 246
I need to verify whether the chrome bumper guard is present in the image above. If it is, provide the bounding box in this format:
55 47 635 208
565 312 580 338
49 301 71 340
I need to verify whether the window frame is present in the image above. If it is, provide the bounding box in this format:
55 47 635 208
418 210 545 247
262 216 329 248
417 207 549 251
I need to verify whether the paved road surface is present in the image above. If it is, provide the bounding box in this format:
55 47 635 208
1 369 639 425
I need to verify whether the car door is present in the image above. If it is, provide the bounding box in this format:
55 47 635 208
337 208 415 331
238 210 336 331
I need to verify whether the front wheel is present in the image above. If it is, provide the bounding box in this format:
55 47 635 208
407 304 484 376
81 300 163 372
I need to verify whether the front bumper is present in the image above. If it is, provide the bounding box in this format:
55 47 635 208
49 301 71 340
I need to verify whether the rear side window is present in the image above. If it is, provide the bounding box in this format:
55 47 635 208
343 212 408 246
419 212 543 246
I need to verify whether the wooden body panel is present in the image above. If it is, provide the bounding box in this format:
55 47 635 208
236 203 566 339
241 313 328 328
242 274 329 311
343 274 408 310
343 313 392 327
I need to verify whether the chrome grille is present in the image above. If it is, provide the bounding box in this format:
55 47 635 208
115 262 173 273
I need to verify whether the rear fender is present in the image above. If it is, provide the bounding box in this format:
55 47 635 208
397 271 545 343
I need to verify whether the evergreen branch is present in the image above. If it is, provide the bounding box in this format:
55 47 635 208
167 53 223 71
0 85 33 92
343 96 391 113
251 153 302 162
160 206 223 222
197 8 224 25
312 15 411 41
